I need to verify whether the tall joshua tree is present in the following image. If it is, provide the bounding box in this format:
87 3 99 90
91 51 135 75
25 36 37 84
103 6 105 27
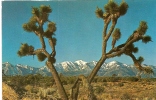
87 0 153 83
17 5 68 99
71 1 153 99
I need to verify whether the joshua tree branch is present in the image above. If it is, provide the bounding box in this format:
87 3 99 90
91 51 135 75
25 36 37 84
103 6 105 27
106 36 140 58
127 53 143 70
102 17 111 55
27 48 49 57
103 16 111 38
38 34 46 49
102 17 117 55
107 31 142 55
48 37 56 57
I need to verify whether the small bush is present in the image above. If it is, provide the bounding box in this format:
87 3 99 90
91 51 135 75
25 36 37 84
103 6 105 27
94 86 104 94
124 77 139 82
102 82 108 86
120 93 131 100
117 82 124 87
105 77 120 82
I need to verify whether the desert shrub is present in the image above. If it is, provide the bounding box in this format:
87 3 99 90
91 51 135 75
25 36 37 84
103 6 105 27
31 87 38 94
25 85 33 93
105 77 120 82
96 77 104 82
124 77 139 82
66 76 77 84
102 82 108 86
92 77 98 83
117 82 124 87
120 93 132 100
2 82 19 100
94 86 104 94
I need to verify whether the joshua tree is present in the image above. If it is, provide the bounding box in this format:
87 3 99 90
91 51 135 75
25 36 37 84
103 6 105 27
17 1 153 100
71 1 153 99
87 0 153 83
17 5 68 99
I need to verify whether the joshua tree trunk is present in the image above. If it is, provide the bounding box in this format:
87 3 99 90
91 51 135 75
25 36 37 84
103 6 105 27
87 56 107 83
46 61 68 100
70 75 96 100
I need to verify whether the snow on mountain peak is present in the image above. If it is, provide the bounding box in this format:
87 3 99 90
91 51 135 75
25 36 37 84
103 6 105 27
107 61 118 66
75 60 87 66
6 62 9 64
61 61 73 66
3 62 11 65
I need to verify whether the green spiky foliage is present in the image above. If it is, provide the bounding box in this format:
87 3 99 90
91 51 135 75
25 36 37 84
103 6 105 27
142 35 152 43
48 22 56 32
40 5 52 22
119 1 128 16
40 5 52 13
112 28 121 40
132 47 138 53
104 0 128 15
137 21 148 35
124 44 139 54
23 5 52 33
22 17 38 32
44 22 56 38
104 0 119 14
17 43 34 57
32 7 40 17
143 66 154 75
137 56 144 64
37 52 47 62
95 7 103 18
112 28 121 48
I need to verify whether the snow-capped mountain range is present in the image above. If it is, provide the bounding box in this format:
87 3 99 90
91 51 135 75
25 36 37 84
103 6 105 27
2 60 156 77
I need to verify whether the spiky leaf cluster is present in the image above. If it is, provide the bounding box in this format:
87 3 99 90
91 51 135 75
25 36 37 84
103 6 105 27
104 0 128 16
48 22 56 32
137 56 144 64
40 5 52 13
119 1 128 16
142 35 152 43
112 28 121 40
32 7 40 17
104 0 119 14
23 5 52 33
111 28 121 48
23 17 38 32
44 22 56 38
17 43 34 57
95 7 103 18
143 66 154 75
124 44 138 54
132 47 138 53
40 5 52 22
37 52 47 62
137 21 148 35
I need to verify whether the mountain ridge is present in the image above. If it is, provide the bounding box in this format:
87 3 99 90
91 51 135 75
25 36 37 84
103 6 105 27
2 60 156 77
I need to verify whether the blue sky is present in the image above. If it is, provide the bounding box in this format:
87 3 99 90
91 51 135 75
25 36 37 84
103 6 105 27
2 0 156 67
